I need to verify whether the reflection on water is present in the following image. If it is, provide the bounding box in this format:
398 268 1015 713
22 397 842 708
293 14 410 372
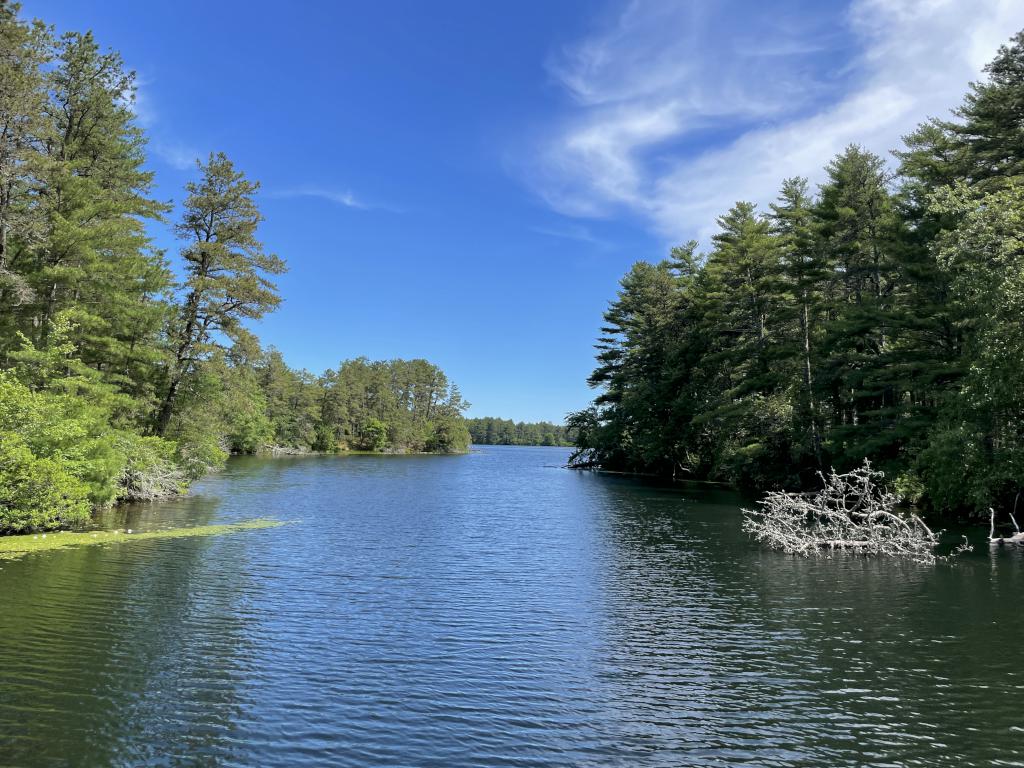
0 447 1021 766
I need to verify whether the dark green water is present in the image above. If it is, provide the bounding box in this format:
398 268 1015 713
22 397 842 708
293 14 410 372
1 446 1022 767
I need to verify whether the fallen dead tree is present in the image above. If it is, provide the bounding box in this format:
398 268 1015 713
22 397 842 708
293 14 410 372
989 499 1024 546
119 460 186 502
743 461 939 562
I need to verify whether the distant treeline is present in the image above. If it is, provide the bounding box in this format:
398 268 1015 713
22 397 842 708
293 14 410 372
0 6 467 535
466 418 571 446
570 30 1024 518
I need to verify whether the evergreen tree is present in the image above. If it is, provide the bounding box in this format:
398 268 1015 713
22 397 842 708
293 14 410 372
465 417 572 446
770 177 826 465
0 5 47 311
29 31 170 387
900 31 1024 192
919 182 1024 511
573 28 1024 515
155 152 285 435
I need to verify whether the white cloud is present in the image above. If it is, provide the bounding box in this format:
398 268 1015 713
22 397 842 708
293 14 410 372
267 187 369 210
151 140 201 171
123 76 204 171
529 0 1024 244
123 75 157 128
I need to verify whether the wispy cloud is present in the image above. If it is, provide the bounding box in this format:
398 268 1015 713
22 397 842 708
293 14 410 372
526 0 1024 244
123 74 157 128
530 223 613 249
125 77 205 171
266 186 375 211
151 140 202 171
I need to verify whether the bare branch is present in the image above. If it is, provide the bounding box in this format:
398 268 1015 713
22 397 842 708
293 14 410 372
743 461 940 563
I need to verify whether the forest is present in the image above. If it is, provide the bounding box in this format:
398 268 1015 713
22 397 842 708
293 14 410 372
0 6 468 534
569 30 1024 519
465 417 572 446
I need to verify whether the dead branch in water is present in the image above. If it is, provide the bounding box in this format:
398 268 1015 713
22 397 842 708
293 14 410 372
989 504 1024 547
743 461 939 563
119 461 186 502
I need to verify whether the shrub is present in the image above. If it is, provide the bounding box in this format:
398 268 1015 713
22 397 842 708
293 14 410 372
0 434 91 533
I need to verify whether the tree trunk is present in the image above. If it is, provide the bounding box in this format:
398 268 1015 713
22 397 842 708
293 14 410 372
154 291 200 436
801 297 822 464
154 372 182 436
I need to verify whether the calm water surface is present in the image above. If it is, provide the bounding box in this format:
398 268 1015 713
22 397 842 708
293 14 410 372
1 446 1022 767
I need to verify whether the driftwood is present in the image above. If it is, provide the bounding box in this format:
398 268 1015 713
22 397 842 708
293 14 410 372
989 497 1024 546
743 461 939 563
119 461 186 502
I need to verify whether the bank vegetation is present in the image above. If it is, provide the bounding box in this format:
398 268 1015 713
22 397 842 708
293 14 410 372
569 30 1024 522
0 6 468 534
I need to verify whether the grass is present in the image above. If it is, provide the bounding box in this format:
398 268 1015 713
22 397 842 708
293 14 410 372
0 519 284 561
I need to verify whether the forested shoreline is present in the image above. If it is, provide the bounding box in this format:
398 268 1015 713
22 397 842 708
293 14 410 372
0 6 468 534
466 417 572 447
569 30 1024 519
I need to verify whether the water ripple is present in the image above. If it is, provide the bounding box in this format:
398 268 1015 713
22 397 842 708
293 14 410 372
0 447 1021 766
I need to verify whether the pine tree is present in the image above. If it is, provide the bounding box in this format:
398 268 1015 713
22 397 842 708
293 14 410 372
0 5 47 312
155 153 286 435
770 177 826 465
815 146 901 464
702 202 783 396
899 31 1024 192
587 260 683 472
7 30 172 408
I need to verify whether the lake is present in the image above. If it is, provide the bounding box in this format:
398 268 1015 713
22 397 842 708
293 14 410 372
1 445 1022 766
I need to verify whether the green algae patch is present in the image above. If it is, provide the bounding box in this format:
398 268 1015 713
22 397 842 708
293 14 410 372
0 519 284 561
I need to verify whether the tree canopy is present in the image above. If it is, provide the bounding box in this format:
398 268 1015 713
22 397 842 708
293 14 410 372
570 30 1024 517
0 6 470 533
465 417 571 447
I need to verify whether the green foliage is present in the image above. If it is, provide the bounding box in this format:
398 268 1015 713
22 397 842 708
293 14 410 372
891 469 925 506
0 4 475 534
573 29 1024 517
426 414 471 454
155 152 286 436
0 324 183 516
465 417 572 446
116 433 186 502
317 358 470 454
0 5 48 309
258 348 320 449
0 433 90 534
0 24 172 401
360 419 390 452
916 182 1024 512
2 333 124 507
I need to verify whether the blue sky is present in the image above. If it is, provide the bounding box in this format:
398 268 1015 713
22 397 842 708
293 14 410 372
29 0 1024 422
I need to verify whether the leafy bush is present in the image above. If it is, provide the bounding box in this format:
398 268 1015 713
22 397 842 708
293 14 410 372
358 419 389 452
0 369 123 505
0 329 187 527
0 434 91 533
426 415 471 454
